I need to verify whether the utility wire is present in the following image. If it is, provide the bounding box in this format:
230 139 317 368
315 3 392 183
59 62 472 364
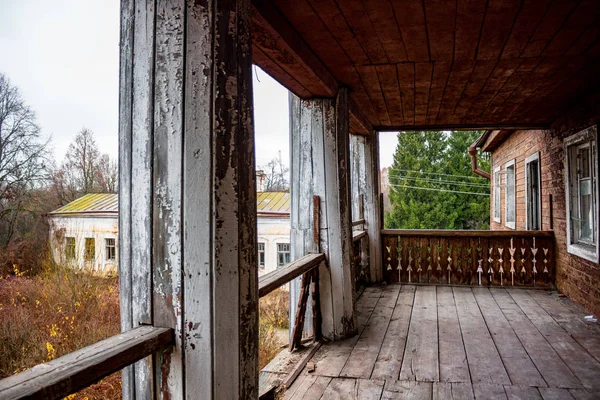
388 168 488 181
387 174 490 188
388 183 490 196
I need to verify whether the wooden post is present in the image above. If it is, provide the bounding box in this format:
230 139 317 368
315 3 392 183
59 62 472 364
119 0 258 398
290 90 356 341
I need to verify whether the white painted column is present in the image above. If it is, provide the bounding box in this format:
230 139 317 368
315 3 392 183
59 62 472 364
119 0 257 398
289 90 356 341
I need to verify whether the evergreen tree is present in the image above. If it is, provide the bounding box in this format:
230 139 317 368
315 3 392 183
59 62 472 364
385 131 490 230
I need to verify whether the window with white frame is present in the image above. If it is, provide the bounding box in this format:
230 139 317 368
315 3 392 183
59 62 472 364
493 166 501 223
565 126 598 262
277 243 290 267
65 237 76 261
257 243 265 269
525 153 541 230
505 160 516 229
105 238 116 262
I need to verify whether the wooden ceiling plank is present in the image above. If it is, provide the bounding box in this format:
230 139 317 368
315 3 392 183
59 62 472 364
499 57 568 121
336 1 389 64
542 0 600 56
305 0 370 66
363 0 409 63
566 24 600 55
500 0 553 59
414 62 434 125
349 96 374 134
340 65 381 125
452 59 497 123
397 63 416 125
426 61 452 124
251 45 312 98
476 0 522 60
357 65 389 126
424 0 456 61
391 0 431 62
454 0 487 60
436 60 477 124
483 58 543 120
520 0 581 58
375 65 404 126
461 58 521 123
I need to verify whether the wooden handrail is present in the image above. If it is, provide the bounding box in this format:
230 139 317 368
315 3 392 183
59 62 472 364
352 219 365 227
381 229 554 238
0 326 173 400
353 230 367 242
258 253 325 298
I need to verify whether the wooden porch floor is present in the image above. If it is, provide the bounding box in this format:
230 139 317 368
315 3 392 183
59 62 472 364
283 284 600 399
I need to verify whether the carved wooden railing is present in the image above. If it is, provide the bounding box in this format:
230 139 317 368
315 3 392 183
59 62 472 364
0 326 173 400
382 230 555 287
259 253 325 351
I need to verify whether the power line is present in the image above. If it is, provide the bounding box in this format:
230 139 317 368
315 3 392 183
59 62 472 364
387 174 490 188
388 183 490 196
388 168 488 181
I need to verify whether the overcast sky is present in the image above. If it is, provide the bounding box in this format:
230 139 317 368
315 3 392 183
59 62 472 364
0 0 397 169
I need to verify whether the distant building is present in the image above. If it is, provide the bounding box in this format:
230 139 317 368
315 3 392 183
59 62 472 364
256 192 291 276
48 193 118 274
48 191 290 276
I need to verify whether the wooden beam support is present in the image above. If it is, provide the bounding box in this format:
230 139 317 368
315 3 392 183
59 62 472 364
290 90 356 341
375 123 550 132
119 0 258 398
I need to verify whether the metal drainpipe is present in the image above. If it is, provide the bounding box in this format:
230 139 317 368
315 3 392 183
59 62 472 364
468 144 491 180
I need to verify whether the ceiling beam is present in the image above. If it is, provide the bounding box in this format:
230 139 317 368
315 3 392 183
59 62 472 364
349 97 373 135
375 123 550 132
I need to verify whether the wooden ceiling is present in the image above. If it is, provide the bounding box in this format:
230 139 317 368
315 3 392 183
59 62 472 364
251 0 600 134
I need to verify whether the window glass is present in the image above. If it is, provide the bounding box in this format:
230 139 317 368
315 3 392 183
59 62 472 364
105 238 116 262
277 243 290 267
505 162 515 228
84 238 95 261
494 169 501 221
526 157 541 230
65 237 76 260
258 243 265 268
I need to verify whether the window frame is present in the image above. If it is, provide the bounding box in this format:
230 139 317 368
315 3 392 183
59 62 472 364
257 242 265 269
525 152 542 230
504 159 516 229
105 238 116 262
493 166 501 223
276 243 290 268
565 125 599 262
65 237 76 261
84 237 95 262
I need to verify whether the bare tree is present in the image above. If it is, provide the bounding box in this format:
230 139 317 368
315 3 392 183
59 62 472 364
0 73 50 247
259 157 289 192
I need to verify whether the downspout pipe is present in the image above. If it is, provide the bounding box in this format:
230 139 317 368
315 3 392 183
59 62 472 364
469 133 491 180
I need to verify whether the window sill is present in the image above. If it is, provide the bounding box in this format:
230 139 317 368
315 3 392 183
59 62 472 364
567 243 599 263
505 222 515 230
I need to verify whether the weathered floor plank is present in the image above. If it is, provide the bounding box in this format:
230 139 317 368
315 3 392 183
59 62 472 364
382 380 433 399
508 290 600 391
472 383 508 400
341 284 401 378
437 286 470 383
284 375 331 400
433 382 474 400
526 290 600 363
399 286 439 382
453 287 510 385
503 385 543 400
473 288 546 387
538 387 575 400
371 285 416 380
491 289 582 389
569 389 598 400
311 286 382 377
320 377 385 399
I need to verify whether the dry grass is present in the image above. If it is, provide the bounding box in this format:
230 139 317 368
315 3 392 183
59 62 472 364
0 264 121 399
259 288 290 370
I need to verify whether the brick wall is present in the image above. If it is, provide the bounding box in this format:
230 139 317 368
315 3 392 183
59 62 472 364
489 92 600 316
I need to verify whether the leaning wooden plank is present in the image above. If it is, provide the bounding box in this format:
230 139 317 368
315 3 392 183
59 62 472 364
473 288 546 387
508 290 600 391
281 342 323 390
381 380 433 399
491 289 582 389
340 283 400 378
504 385 543 400
437 286 470 383
290 273 312 351
399 286 440 382
433 382 474 400
371 285 415 380
259 253 325 297
453 287 510 385
0 326 173 400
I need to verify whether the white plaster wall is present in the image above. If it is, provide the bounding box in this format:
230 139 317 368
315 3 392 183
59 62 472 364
49 214 118 274
257 215 290 277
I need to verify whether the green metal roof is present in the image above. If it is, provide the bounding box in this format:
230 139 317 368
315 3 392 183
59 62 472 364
49 193 118 215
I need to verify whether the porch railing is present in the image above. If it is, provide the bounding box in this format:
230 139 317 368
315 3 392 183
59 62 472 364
382 229 555 287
